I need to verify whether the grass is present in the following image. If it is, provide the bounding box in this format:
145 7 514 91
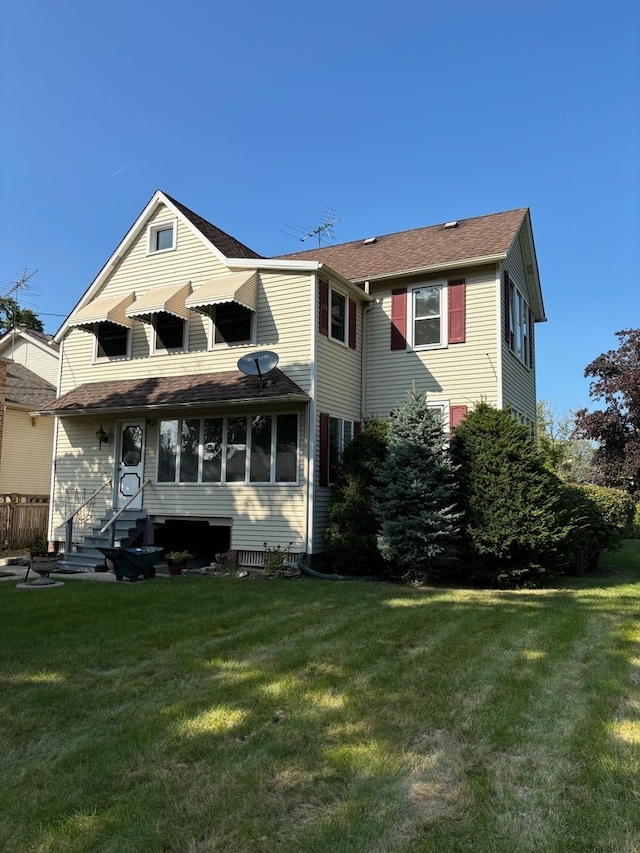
1 546 639 852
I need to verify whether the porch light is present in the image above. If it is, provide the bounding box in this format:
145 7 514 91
95 425 109 449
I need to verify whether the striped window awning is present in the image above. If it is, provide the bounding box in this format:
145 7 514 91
67 293 135 329
126 282 191 322
185 271 258 315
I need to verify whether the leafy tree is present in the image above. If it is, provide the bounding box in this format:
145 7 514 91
574 329 640 498
324 418 389 575
451 402 569 586
536 400 593 483
374 388 460 576
0 297 44 335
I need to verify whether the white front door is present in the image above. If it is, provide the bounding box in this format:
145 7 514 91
115 420 146 509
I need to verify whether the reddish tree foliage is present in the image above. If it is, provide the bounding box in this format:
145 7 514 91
574 329 640 497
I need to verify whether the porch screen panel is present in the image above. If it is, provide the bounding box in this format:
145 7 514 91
250 415 272 483
276 414 298 482
203 418 223 482
180 419 200 482
158 420 178 482
226 416 247 482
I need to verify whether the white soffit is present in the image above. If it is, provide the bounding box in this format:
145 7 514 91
185 271 258 314
126 282 191 321
67 293 135 329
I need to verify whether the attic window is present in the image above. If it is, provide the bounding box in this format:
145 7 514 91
148 220 176 254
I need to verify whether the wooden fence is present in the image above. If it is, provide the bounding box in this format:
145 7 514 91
0 494 49 549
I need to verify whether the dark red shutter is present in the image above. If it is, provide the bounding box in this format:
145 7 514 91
319 412 329 487
319 279 329 337
503 271 510 343
449 405 468 431
448 279 466 344
348 298 357 349
354 421 361 437
390 288 407 350
529 308 535 367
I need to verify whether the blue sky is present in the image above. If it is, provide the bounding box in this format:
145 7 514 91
1 0 638 416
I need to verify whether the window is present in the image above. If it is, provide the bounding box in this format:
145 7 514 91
410 284 445 348
95 321 129 359
154 312 186 351
507 280 532 367
213 302 253 345
157 413 299 484
147 220 176 254
329 417 353 484
330 290 346 343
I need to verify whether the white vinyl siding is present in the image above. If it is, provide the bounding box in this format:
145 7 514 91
365 266 500 418
0 336 59 386
0 409 54 494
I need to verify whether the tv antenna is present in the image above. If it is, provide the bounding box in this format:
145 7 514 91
4 268 38 298
237 350 279 388
281 208 340 247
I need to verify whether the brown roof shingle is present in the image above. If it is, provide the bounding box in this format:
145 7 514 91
164 193 263 261
35 368 308 415
276 208 528 281
6 362 56 408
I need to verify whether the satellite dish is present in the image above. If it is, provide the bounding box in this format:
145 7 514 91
237 350 279 386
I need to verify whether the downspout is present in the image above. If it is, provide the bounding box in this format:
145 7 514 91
47 336 65 550
305 272 318 557
361 280 372 418
495 264 504 409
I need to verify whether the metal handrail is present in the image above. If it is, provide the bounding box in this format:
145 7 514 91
61 479 112 526
99 479 151 536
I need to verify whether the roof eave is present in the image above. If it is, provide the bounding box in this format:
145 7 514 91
226 258 374 302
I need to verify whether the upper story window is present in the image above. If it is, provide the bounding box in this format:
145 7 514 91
95 321 130 359
213 302 253 346
153 312 186 352
505 271 532 368
409 284 446 349
330 290 346 343
147 219 177 255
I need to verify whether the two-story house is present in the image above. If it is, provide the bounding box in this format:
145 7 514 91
35 191 545 569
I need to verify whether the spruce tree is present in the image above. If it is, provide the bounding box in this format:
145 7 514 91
374 388 460 575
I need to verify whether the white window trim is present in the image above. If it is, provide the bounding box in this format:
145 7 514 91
150 313 189 355
147 218 177 255
157 413 300 486
92 322 132 363
207 307 256 350
407 281 448 351
329 287 348 347
508 283 531 368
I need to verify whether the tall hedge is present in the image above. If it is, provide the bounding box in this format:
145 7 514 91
451 402 570 585
324 418 389 575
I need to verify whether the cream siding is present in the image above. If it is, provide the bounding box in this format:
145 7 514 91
0 408 54 494
1 337 59 386
364 266 500 418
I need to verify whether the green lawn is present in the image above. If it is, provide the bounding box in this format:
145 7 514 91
1 551 639 852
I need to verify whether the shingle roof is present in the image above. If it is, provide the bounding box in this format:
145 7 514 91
34 368 308 415
6 362 57 408
164 193 263 260
276 208 528 281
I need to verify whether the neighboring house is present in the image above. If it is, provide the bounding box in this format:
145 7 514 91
0 327 59 496
35 191 545 568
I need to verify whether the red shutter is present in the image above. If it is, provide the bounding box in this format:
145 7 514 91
503 271 510 343
390 288 407 350
354 421 361 437
449 405 468 431
319 280 329 337
348 298 357 349
319 412 329 487
448 279 466 344
529 308 535 367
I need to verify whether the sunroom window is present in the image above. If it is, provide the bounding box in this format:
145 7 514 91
157 413 299 484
